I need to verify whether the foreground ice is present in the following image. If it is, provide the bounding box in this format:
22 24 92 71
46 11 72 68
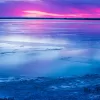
0 74 100 100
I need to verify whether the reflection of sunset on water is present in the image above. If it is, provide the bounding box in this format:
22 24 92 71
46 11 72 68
0 19 100 77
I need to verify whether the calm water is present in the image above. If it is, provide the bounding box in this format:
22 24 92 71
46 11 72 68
0 19 100 77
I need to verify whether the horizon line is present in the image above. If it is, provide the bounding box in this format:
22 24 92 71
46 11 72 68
0 17 100 20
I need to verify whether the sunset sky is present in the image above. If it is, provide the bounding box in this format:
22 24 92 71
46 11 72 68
0 0 100 18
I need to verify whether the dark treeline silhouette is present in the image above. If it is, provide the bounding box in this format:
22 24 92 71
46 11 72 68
0 17 100 20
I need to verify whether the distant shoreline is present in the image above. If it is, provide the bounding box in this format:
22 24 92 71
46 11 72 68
0 17 100 20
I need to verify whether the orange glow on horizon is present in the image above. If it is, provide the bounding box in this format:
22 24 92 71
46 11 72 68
23 10 100 18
